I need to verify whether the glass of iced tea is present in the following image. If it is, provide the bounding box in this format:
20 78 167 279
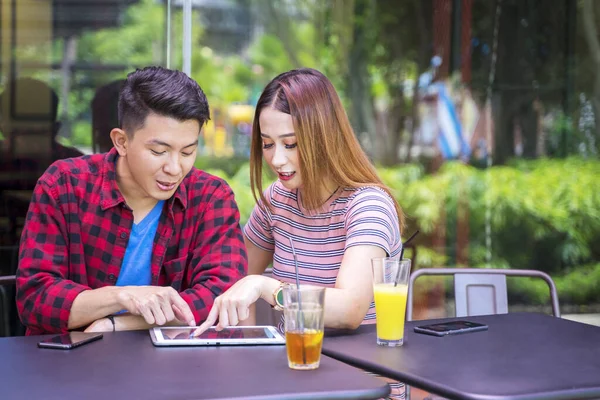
282 284 326 370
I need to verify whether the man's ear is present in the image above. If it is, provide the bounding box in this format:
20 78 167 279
110 128 128 156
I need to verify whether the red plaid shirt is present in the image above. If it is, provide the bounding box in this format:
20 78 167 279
16 148 247 335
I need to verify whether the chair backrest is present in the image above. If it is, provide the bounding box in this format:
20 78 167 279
406 268 560 321
0 275 16 286
0 275 16 337
455 273 508 317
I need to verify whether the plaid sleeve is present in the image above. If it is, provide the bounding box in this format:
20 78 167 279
181 181 248 323
16 179 90 333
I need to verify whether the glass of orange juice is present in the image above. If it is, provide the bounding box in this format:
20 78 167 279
372 258 411 346
282 284 326 370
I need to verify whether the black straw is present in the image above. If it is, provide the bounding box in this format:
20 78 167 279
395 230 420 287
288 236 306 365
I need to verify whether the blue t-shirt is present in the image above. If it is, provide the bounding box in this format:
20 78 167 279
116 200 165 286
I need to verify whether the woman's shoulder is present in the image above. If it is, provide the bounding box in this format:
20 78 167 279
265 181 297 202
341 186 399 224
256 181 301 217
344 186 396 207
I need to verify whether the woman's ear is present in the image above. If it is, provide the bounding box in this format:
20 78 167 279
110 128 128 156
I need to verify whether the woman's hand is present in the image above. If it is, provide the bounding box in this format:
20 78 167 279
193 275 269 336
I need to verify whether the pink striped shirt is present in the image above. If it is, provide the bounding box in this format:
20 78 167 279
244 181 402 324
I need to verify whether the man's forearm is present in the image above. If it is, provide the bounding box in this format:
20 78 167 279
113 314 184 331
68 286 124 330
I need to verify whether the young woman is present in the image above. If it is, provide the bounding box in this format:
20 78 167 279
196 68 405 398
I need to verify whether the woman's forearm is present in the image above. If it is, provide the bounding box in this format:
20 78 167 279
323 287 370 329
239 304 257 326
257 276 368 330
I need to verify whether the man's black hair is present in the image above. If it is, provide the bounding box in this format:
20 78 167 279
118 66 210 134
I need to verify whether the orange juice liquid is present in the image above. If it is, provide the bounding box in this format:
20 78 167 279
285 329 324 369
373 283 408 341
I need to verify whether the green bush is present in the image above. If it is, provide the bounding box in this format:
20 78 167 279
195 155 249 179
383 158 600 273
504 263 600 307
71 121 93 148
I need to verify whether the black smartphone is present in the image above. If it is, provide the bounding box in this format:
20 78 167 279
414 320 488 337
38 332 104 349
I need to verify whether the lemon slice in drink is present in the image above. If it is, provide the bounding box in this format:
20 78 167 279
302 329 324 347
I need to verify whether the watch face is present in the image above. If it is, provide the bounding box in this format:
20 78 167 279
276 288 284 307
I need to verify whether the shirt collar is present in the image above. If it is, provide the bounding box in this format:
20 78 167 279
99 147 189 211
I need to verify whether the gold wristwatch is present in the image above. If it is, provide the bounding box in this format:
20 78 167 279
272 283 285 311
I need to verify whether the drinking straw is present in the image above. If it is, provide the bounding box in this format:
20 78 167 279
394 230 420 287
288 236 306 365
289 237 301 289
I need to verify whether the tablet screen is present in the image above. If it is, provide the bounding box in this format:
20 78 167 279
158 327 275 341
150 325 286 346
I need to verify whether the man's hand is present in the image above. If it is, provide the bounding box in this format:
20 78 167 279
193 275 267 336
84 317 112 333
116 286 196 327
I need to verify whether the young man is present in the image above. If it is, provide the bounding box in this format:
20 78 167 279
16 66 247 335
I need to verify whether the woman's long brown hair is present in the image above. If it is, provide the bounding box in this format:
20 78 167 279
250 68 405 230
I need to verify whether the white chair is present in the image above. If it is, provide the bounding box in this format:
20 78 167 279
407 268 560 321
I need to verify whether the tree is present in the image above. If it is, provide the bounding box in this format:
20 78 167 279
581 0 600 154
474 0 572 163
367 0 432 165
59 0 251 145
247 0 430 165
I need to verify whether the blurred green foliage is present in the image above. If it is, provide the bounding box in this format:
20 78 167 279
202 157 600 305
507 263 600 306
10 0 596 306
385 158 600 273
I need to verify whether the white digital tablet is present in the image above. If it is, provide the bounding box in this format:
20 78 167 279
149 326 286 347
